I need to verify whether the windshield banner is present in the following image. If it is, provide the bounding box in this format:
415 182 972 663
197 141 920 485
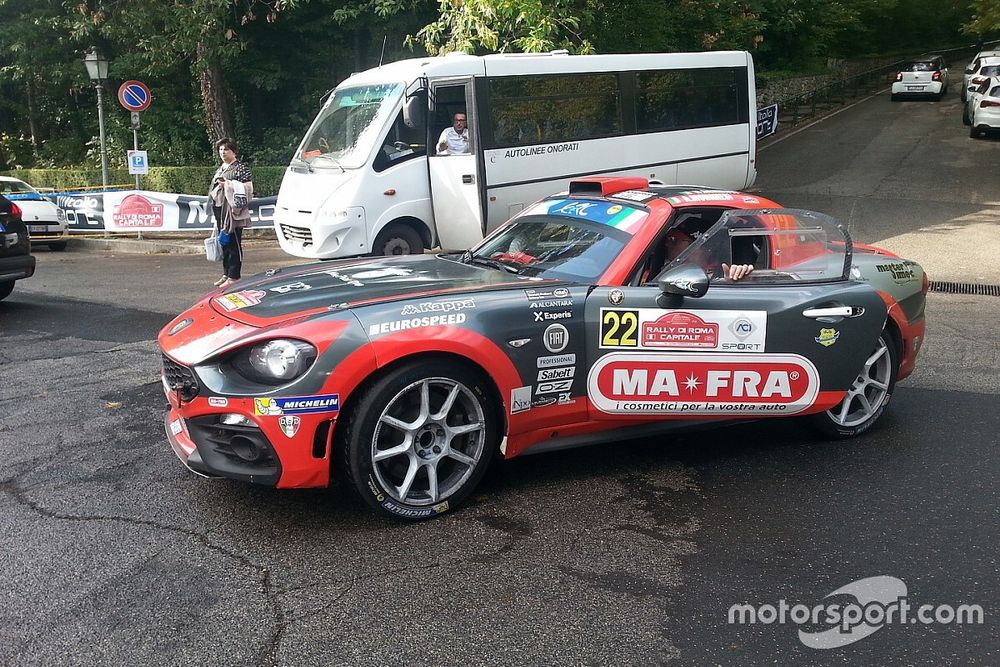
38 190 274 231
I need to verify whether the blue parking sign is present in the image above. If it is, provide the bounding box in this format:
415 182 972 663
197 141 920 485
127 150 149 175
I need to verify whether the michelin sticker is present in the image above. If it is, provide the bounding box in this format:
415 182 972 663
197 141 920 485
254 393 340 416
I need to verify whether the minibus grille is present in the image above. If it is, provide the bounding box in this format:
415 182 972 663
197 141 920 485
279 224 313 247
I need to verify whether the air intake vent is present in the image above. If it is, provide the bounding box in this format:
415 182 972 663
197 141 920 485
929 281 1000 296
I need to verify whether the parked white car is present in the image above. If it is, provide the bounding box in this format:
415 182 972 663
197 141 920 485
963 56 1000 115
962 50 1000 101
966 76 1000 138
891 56 949 101
0 176 68 250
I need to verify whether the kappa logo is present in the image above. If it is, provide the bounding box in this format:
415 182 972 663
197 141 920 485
401 299 475 315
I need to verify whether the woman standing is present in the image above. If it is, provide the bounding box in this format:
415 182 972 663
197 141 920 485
209 137 254 287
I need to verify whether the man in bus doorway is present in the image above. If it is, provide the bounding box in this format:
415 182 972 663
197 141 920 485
437 112 471 155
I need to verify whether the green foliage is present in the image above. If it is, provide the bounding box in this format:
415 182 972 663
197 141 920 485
1 166 287 196
963 0 1000 38
414 0 594 54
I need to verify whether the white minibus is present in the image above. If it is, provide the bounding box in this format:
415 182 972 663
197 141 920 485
274 50 758 258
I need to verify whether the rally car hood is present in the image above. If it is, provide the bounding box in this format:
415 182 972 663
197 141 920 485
211 253 557 326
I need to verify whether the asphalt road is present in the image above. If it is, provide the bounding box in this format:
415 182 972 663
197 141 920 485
1 87 998 666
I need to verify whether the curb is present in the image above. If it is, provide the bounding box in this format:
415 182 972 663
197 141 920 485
69 237 205 255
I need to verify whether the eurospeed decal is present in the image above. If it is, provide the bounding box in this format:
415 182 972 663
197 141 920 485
368 313 467 336
587 352 820 416
600 308 767 352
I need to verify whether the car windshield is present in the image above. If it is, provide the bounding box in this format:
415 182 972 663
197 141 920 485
0 179 45 201
665 208 852 283
470 200 646 282
296 83 404 169
903 62 937 72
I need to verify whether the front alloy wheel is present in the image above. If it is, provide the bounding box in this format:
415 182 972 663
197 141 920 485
342 362 497 520
810 331 897 438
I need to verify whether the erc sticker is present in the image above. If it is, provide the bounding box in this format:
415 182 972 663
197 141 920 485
587 352 820 416
254 393 340 416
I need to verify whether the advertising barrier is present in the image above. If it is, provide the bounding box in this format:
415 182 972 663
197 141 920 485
39 190 275 232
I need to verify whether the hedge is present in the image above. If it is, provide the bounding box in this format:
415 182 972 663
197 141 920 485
0 166 287 197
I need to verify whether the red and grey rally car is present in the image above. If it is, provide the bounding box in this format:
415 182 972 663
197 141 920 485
159 177 927 520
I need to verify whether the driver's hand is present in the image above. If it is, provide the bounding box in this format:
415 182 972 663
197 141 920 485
722 263 754 281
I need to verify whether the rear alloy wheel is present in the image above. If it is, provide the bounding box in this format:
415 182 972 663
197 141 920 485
342 362 497 520
970 125 980 138
809 331 897 439
0 281 13 301
963 107 971 125
48 241 68 251
372 223 424 256
890 94 900 102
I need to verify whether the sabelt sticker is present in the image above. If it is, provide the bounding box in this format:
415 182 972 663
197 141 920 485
587 352 820 416
215 290 266 312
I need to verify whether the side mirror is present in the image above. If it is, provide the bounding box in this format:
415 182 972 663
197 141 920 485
403 94 425 129
657 264 709 298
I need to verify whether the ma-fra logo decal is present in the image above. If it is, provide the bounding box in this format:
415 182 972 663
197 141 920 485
588 352 819 416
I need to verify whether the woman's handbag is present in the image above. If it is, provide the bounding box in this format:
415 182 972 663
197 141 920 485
204 234 223 262
217 230 232 245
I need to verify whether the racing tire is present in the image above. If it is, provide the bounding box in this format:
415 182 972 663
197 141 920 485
808 331 898 439
0 281 13 301
340 361 499 521
372 223 424 256
48 241 68 251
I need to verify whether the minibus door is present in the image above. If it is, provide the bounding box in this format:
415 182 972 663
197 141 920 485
428 79 485 250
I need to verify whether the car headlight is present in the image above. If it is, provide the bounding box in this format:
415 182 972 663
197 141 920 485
56 208 66 222
237 339 316 385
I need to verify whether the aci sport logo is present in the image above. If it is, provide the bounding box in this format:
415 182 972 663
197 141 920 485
587 352 819 415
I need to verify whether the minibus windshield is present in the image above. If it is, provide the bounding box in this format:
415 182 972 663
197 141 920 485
296 83 404 169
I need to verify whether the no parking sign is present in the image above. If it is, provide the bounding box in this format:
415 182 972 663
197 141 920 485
117 80 152 112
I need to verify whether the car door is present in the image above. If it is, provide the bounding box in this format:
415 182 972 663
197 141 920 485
583 209 888 419
428 79 486 251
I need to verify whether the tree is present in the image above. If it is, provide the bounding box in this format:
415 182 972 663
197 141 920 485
415 0 594 54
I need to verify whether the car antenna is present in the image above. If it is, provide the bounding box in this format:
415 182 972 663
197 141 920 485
379 35 387 67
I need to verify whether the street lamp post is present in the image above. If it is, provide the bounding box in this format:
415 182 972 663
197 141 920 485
82 48 110 189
